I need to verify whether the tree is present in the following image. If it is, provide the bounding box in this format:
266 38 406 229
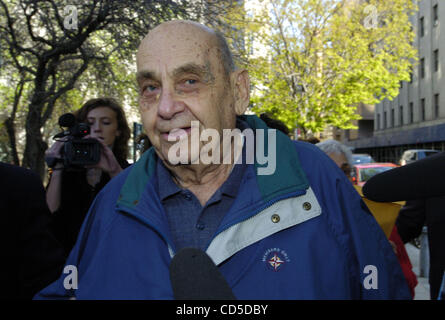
0 0 227 177
237 0 417 137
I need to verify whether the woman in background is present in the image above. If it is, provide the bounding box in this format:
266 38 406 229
45 97 131 255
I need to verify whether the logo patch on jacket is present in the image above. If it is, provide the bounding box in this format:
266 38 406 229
262 248 290 272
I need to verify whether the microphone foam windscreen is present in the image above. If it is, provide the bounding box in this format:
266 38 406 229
169 247 236 300
363 151 445 202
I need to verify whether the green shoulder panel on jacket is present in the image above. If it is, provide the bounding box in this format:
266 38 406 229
240 114 309 202
118 147 157 208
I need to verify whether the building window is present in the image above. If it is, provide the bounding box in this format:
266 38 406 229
434 4 439 26
434 49 439 72
409 102 414 123
420 16 424 37
409 72 413 83
435 94 440 118
391 108 395 127
421 98 425 121
377 114 381 130
420 58 425 78
384 111 387 129
399 105 403 126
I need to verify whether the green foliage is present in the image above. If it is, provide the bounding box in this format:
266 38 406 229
226 0 418 136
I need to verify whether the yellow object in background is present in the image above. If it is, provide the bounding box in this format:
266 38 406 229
354 185 405 238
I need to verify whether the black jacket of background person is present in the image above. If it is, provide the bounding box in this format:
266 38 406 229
0 162 65 299
49 158 130 256
396 197 445 300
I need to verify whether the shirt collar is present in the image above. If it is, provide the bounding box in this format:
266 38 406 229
157 160 182 201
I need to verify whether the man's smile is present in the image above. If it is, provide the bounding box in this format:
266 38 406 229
161 127 192 140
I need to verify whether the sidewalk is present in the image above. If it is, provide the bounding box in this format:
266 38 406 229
405 242 430 300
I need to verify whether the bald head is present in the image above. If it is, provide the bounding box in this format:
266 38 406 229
135 20 251 169
137 20 235 77
150 20 215 36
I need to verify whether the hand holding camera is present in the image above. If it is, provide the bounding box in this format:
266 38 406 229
45 113 101 170
83 134 123 178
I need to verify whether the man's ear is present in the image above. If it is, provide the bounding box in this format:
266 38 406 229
231 69 250 115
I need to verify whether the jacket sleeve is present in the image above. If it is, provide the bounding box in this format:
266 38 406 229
396 199 426 243
331 176 412 299
295 142 412 299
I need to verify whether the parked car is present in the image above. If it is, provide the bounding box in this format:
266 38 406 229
351 163 398 187
352 153 375 165
399 149 440 166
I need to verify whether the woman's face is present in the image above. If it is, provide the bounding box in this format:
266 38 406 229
86 106 120 147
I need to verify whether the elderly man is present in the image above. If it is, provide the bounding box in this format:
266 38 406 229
36 20 410 299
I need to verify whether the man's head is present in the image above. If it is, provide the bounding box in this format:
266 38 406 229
316 139 353 179
136 20 250 166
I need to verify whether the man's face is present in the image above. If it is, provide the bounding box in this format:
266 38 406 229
136 23 237 165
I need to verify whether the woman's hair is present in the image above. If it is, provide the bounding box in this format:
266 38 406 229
75 97 130 162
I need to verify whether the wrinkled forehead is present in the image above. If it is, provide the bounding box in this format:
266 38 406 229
137 23 219 74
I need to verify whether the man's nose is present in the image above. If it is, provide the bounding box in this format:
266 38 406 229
157 87 185 120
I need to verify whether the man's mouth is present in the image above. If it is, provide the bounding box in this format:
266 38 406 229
162 127 191 140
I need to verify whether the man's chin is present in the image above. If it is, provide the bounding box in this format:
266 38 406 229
155 146 198 167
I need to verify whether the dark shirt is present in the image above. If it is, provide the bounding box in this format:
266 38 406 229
396 198 445 300
157 155 246 252
50 158 129 256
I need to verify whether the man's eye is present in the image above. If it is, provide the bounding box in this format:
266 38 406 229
142 84 159 96
185 79 197 85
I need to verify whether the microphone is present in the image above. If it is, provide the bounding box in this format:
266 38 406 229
169 247 236 300
362 151 445 202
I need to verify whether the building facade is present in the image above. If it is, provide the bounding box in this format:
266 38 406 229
344 0 445 163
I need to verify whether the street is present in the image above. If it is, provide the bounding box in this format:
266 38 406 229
405 243 431 300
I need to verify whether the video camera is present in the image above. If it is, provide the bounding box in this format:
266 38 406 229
45 113 101 169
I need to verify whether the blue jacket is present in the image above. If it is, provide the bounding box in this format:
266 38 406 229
36 115 411 299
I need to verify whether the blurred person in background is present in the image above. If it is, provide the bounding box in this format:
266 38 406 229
396 197 445 300
316 139 353 180
259 113 290 136
0 162 65 299
316 139 418 298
